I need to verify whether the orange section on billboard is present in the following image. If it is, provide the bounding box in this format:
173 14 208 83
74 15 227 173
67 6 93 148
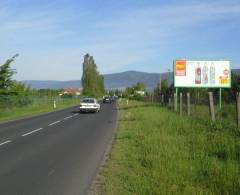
175 60 186 76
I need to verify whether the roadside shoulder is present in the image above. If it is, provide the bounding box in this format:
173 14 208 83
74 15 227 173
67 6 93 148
87 103 119 195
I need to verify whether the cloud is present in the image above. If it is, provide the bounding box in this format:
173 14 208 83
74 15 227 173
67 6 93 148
11 48 83 80
82 1 240 71
0 0 240 80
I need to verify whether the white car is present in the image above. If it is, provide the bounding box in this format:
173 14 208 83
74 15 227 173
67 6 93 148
79 98 100 113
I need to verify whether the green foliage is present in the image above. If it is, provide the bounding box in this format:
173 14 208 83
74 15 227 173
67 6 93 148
0 54 33 108
81 54 105 97
122 82 146 99
0 54 18 90
134 82 146 91
61 93 73 98
223 71 240 102
0 81 32 109
154 79 168 96
124 87 134 97
150 71 240 108
113 89 122 97
35 88 61 97
129 94 145 101
0 97 79 121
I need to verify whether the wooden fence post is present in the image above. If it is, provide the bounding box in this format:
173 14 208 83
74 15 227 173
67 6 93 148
174 93 177 112
168 96 171 109
180 92 183 116
237 93 240 128
208 92 215 122
187 92 190 116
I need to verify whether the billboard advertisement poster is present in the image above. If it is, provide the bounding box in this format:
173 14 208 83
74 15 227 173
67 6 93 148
175 60 186 76
174 60 231 88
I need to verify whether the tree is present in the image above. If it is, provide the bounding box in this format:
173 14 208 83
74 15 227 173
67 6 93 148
0 54 32 108
0 54 18 91
134 82 146 91
81 54 105 97
223 71 240 102
154 79 170 99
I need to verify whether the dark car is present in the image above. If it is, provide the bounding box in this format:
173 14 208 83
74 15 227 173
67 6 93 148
103 96 112 103
110 96 115 102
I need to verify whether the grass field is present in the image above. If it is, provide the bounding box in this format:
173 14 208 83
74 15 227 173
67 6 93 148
98 100 240 195
180 103 236 125
0 98 80 122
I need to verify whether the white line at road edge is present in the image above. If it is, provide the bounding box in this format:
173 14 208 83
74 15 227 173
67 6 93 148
73 114 79 116
0 140 12 146
22 128 43 137
48 120 61 126
64 116 73 120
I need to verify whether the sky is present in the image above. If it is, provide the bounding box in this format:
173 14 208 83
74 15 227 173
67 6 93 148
0 0 240 80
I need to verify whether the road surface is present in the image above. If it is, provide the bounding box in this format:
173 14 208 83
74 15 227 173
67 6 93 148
0 102 117 195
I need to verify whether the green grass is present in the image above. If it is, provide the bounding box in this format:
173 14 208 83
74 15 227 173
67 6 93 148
190 104 236 124
98 100 240 195
0 98 80 122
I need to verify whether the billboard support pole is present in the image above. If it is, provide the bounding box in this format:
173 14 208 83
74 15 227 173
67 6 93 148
176 88 178 112
236 92 240 128
174 88 178 112
219 88 222 110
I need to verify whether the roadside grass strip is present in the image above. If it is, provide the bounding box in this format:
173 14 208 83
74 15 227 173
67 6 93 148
0 99 79 122
98 100 240 195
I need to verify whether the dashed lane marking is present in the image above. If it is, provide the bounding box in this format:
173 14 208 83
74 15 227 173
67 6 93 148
64 116 73 120
21 128 43 137
0 140 12 146
48 120 61 126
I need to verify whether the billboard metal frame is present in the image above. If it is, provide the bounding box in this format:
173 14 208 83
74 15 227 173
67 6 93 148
173 59 232 109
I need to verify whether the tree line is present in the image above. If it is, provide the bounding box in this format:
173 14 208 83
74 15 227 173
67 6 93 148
0 55 76 109
153 71 240 104
113 71 240 104
0 53 105 110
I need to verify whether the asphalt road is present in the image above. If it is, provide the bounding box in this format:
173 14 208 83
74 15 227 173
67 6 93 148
0 102 117 195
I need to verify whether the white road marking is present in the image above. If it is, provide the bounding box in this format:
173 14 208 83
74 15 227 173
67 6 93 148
64 116 73 120
48 120 61 126
22 128 43 137
0 140 12 146
73 113 78 116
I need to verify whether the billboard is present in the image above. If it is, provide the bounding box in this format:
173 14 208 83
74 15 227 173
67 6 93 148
174 60 231 88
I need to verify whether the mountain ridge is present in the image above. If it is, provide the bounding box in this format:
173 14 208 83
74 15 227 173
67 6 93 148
22 69 240 90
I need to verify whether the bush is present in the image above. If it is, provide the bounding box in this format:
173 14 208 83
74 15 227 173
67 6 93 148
129 94 145 101
0 94 32 109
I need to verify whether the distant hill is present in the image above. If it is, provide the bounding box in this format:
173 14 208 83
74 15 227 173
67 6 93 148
104 71 172 90
22 69 240 90
233 68 240 74
22 80 81 89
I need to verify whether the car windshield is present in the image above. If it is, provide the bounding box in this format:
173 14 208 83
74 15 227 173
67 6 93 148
82 99 95 103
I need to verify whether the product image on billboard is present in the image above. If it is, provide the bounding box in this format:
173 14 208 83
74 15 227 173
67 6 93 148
174 60 231 88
